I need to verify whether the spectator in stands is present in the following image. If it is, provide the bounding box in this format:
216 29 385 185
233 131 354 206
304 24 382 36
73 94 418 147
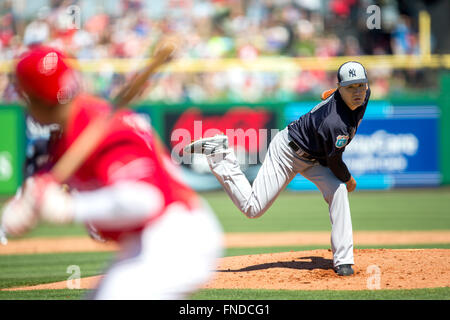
0 0 434 103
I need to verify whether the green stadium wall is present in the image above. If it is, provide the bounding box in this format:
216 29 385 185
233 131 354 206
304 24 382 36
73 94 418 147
1 74 449 195
438 72 450 185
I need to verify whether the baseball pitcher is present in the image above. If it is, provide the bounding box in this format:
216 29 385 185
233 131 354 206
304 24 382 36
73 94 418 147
185 61 371 276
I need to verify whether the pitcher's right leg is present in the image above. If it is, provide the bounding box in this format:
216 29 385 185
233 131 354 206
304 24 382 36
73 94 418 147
190 130 297 218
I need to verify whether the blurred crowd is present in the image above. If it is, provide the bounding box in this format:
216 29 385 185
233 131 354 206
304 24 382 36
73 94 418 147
0 0 439 104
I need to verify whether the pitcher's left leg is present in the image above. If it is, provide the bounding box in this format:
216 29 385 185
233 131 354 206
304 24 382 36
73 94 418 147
327 183 354 268
300 164 354 268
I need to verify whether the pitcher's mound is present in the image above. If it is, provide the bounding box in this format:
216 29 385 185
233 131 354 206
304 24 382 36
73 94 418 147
204 248 450 290
3 249 449 291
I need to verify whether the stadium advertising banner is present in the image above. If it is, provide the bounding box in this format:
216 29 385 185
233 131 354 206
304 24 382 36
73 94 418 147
161 105 280 191
0 106 25 195
285 101 441 190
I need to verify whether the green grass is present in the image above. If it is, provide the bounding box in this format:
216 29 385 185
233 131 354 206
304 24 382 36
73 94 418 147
202 189 450 232
23 223 89 238
0 289 89 300
0 252 114 289
191 287 450 300
0 287 448 300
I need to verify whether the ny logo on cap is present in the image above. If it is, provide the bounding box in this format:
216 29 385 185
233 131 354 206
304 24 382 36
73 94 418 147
349 69 356 77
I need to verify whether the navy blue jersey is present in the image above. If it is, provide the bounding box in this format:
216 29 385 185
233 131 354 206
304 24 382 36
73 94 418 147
287 88 371 182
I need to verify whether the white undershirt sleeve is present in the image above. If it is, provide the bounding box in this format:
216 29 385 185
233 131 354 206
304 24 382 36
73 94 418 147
72 181 164 228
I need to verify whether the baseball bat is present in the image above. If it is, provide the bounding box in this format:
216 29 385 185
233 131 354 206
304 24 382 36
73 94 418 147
0 39 176 241
50 39 177 183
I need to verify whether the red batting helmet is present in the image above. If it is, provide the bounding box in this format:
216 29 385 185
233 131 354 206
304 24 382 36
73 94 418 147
15 46 80 106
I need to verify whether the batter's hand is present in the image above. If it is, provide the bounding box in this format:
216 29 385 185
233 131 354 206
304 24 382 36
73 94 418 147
24 174 75 225
346 176 357 193
1 196 37 237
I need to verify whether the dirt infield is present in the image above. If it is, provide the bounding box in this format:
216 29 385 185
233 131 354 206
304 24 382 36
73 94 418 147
3 249 450 291
205 249 450 290
1 230 450 255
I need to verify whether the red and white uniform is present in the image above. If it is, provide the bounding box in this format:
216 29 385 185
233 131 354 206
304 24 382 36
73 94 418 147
50 94 198 240
8 46 222 299
49 94 223 299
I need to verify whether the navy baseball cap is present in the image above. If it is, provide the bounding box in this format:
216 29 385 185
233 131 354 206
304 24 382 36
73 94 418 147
337 61 368 87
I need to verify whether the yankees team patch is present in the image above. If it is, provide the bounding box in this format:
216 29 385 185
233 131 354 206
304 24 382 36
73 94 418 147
335 135 349 148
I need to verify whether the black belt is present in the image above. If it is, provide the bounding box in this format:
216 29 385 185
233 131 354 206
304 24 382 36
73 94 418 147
288 140 316 160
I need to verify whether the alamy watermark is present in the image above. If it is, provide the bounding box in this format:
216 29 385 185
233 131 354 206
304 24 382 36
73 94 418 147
67 5 81 29
66 265 81 289
366 5 381 30
366 264 381 290
170 122 280 166
58 5 81 30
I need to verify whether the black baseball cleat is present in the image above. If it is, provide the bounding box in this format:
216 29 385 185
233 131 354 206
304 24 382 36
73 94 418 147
334 264 354 276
